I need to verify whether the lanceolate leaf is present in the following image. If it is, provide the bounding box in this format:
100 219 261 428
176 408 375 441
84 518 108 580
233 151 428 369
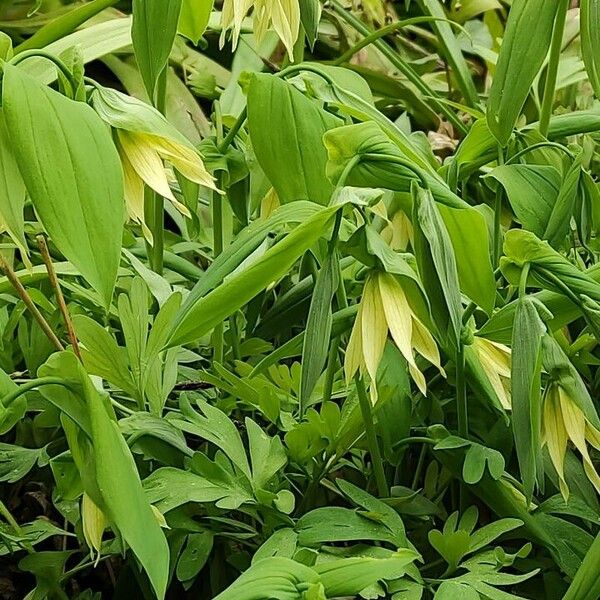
511 297 546 502
168 203 344 346
132 0 182 101
0 112 27 260
178 0 214 45
300 251 339 410
487 0 560 145
581 0 600 99
2 64 124 308
247 73 341 205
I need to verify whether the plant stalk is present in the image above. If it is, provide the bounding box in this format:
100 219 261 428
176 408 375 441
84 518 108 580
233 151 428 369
355 374 389 498
37 236 81 360
0 254 63 352
539 0 570 137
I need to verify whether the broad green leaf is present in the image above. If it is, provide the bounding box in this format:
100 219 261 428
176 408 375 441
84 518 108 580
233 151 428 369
247 73 340 205
488 164 561 237
178 0 214 45
0 444 48 483
132 0 182 100
413 186 463 345
315 552 419 598
511 297 546 502
20 18 133 84
324 121 468 209
3 64 124 308
0 113 27 260
144 467 252 512
39 352 169 599
300 252 338 409
212 558 322 600
168 203 342 346
581 0 600 99
563 531 600 600
439 204 495 314
487 0 560 145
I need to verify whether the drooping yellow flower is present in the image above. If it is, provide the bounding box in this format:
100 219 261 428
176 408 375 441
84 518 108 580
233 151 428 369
220 0 301 60
472 336 512 410
345 271 445 397
90 86 218 245
81 493 107 565
542 382 600 500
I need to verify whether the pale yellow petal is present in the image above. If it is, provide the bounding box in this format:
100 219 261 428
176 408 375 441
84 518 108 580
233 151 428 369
543 387 569 500
345 305 363 385
377 272 416 369
360 275 387 383
118 131 175 202
586 424 600 451
474 337 511 379
270 0 301 59
119 145 153 244
408 362 427 396
82 493 107 564
560 387 600 495
148 134 218 192
412 317 445 377
220 0 253 49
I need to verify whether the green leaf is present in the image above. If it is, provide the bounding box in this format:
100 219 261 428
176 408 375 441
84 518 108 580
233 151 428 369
0 112 27 260
300 252 338 408
581 0 600 99
2 64 124 308
511 297 546 501
39 352 169 599
178 0 214 44
488 164 561 238
413 186 463 344
439 204 495 314
132 0 182 100
299 0 322 49
168 203 343 346
0 444 48 483
212 558 322 600
247 73 340 205
315 552 419 598
417 0 478 107
487 0 561 145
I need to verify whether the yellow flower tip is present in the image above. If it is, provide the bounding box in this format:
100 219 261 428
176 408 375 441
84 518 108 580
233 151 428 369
152 505 170 529
473 336 512 410
81 493 107 565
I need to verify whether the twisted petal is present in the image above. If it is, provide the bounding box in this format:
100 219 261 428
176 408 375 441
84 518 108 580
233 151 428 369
345 303 364 385
474 337 511 409
118 131 175 202
220 0 254 49
270 0 301 59
149 134 218 192
360 275 387 384
560 387 600 495
378 273 416 370
542 386 569 500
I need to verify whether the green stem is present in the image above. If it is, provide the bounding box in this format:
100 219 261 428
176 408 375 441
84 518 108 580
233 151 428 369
456 342 468 440
212 173 225 364
327 0 467 135
539 0 569 137
10 50 78 97
148 69 168 275
355 374 389 498
333 16 468 66
218 107 247 153
493 144 505 268
14 0 119 53
1 377 71 408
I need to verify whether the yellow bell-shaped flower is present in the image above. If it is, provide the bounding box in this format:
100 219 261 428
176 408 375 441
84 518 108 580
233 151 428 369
90 86 218 244
345 271 445 397
542 382 600 500
220 0 301 60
